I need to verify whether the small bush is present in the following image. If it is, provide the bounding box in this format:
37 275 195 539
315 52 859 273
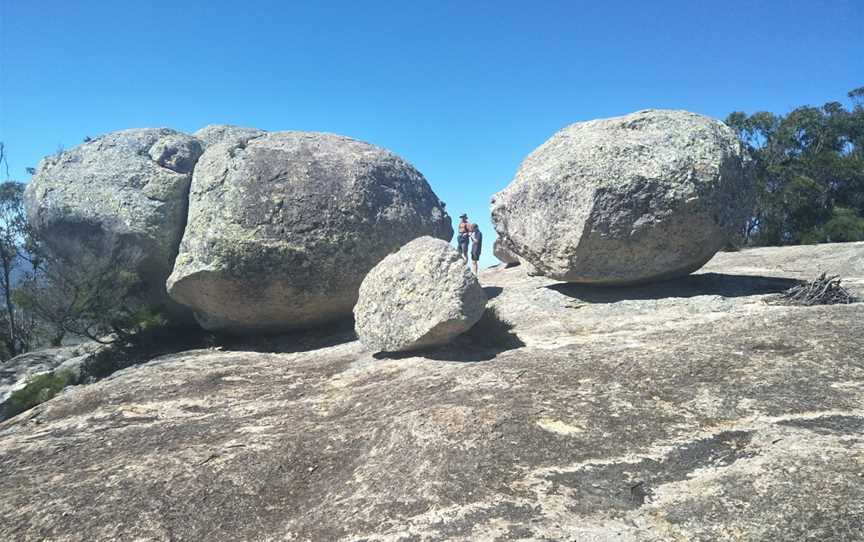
6 369 76 418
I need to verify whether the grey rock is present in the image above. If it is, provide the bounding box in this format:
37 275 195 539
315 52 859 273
0 342 103 419
493 236 520 266
1 242 862 541
24 128 204 317
192 124 266 148
354 236 487 352
491 109 755 285
167 131 453 334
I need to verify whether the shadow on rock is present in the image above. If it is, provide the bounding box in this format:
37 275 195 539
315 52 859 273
217 317 358 354
548 273 802 303
83 325 215 381
374 306 525 363
483 286 504 300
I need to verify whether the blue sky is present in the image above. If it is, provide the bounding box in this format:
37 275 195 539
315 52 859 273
1 0 861 267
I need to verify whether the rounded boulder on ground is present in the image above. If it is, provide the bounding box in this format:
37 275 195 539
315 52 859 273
354 236 487 352
24 128 204 318
167 131 453 334
491 109 755 285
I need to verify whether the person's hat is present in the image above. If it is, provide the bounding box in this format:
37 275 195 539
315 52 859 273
459 213 468 219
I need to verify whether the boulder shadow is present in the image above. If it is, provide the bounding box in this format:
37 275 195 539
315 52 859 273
373 306 525 363
217 317 358 354
483 286 504 300
547 273 802 303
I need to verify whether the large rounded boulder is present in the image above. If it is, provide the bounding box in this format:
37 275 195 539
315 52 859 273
167 131 453 334
24 128 204 317
354 236 486 352
491 109 755 285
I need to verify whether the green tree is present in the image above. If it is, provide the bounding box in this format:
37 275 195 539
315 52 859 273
16 231 165 346
726 88 864 246
0 144 37 358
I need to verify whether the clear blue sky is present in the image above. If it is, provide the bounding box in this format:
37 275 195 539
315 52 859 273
1 1 861 267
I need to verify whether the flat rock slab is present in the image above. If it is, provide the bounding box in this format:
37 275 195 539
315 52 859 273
1 242 863 541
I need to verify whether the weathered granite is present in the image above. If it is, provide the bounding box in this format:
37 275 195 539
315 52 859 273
491 109 755 285
0 342 103 419
493 236 520 266
167 131 453 334
192 124 266 148
1 241 862 541
24 128 203 318
354 237 486 352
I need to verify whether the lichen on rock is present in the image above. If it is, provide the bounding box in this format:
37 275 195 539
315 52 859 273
24 128 204 318
354 236 487 352
491 109 756 285
167 131 453 334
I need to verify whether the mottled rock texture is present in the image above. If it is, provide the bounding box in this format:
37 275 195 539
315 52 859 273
1 242 862 541
167 131 453 334
491 109 755 285
24 128 203 316
192 124 266 148
354 236 486 352
493 236 520 266
0 342 102 417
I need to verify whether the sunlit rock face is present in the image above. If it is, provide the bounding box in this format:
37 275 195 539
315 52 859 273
491 109 755 285
192 124 266 149
167 131 453 334
354 236 486 352
24 128 204 318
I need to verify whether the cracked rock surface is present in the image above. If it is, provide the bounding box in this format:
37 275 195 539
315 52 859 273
167 131 453 334
354 236 487 352
24 128 204 318
491 109 756 285
1 241 863 541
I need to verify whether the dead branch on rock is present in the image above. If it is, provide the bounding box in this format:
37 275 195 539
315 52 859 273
769 273 857 306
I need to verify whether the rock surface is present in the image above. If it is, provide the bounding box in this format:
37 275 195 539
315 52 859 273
491 109 755 285
493 236 520 266
167 131 453 334
192 124 266 148
24 128 204 316
0 343 102 417
354 236 486 352
1 241 863 541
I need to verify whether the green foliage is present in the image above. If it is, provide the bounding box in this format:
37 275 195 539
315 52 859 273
726 87 864 246
6 370 75 418
0 177 38 358
15 232 167 345
800 208 864 244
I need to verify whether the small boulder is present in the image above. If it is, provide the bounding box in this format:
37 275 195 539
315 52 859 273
491 109 755 285
354 236 487 352
167 131 453 334
24 128 204 318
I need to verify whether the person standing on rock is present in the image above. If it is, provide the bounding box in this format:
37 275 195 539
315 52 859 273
457 214 470 262
469 223 483 276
